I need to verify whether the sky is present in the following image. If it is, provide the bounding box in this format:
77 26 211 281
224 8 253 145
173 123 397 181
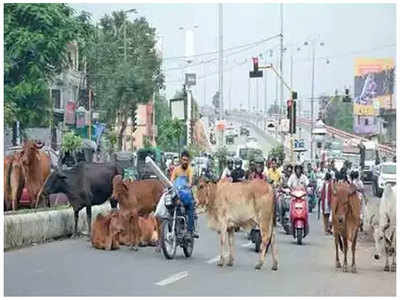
70 2 396 115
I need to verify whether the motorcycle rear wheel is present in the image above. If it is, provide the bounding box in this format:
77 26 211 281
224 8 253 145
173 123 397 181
161 219 177 259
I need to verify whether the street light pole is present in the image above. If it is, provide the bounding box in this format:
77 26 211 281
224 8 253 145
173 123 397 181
310 42 316 162
218 3 224 121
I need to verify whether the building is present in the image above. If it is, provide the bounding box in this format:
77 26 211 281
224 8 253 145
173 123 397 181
120 102 156 151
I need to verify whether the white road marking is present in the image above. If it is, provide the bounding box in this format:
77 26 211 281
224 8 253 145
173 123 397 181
241 241 252 247
206 255 220 264
155 271 189 286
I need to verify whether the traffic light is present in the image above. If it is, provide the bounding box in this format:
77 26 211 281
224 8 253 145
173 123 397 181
343 88 351 102
249 57 263 78
133 110 138 132
287 100 296 134
292 91 298 100
252 57 259 72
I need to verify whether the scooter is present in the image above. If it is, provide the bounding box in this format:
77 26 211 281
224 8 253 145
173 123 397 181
289 188 309 245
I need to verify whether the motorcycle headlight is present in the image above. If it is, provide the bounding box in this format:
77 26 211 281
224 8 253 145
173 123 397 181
164 194 173 207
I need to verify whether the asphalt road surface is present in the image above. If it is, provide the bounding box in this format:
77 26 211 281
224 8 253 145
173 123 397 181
4 184 395 297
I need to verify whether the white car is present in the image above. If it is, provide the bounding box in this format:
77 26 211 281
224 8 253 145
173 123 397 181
373 162 396 198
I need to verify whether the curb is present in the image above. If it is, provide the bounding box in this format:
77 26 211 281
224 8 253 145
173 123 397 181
4 203 111 251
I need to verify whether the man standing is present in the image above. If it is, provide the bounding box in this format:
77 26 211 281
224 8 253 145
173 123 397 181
170 150 199 238
319 172 334 234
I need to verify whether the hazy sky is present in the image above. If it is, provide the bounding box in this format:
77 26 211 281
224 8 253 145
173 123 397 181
70 3 396 114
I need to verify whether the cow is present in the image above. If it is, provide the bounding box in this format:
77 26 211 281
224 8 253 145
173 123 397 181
20 140 51 208
91 211 125 250
9 152 26 211
138 214 159 247
196 178 278 270
111 175 164 249
331 182 361 273
372 184 396 272
38 162 120 238
4 154 14 211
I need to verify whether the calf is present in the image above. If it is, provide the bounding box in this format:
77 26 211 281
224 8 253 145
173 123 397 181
38 162 120 237
111 175 164 248
138 214 159 247
372 184 396 272
331 183 360 273
197 178 277 270
91 211 125 250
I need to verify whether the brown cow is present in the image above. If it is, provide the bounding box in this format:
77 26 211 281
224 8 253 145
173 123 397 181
9 152 26 211
197 178 278 270
331 182 361 273
91 211 126 250
20 140 51 208
111 175 164 249
138 214 159 247
4 154 14 211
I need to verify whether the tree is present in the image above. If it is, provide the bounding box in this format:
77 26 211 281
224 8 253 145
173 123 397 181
4 4 92 129
324 96 353 133
268 145 285 162
86 11 164 150
157 118 185 153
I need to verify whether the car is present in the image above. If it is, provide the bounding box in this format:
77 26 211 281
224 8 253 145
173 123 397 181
240 126 250 136
372 162 396 198
247 137 258 143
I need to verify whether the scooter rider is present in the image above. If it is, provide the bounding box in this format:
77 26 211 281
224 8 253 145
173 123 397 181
231 157 246 182
282 164 293 186
221 157 234 181
287 164 309 191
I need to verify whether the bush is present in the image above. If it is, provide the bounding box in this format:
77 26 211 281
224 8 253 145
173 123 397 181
61 131 82 154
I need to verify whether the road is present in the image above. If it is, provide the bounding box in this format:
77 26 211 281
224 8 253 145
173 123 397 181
4 185 395 296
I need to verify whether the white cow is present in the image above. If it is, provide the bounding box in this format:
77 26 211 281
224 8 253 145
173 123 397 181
372 184 396 272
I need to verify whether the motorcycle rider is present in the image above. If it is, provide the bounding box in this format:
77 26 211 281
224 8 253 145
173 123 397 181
245 158 256 180
248 156 266 180
266 158 282 187
170 150 199 239
338 160 351 183
287 164 309 191
282 164 293 186
231 157 246 182
221 157 234 181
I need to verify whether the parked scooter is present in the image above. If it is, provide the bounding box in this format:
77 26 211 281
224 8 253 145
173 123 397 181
289 188 309 245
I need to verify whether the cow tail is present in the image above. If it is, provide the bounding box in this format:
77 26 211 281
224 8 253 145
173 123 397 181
265 213 274 255
338 235 344 253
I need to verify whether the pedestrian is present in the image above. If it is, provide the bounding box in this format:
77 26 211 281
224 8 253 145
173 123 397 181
319 172 334 235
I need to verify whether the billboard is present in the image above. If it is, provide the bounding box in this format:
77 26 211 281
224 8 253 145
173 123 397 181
353 58 395 135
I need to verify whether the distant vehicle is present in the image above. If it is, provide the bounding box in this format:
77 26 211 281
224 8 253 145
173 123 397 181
360 141 380 182
247 137 258 143
236 144 263 171
240 126 250 136
372 162 396 197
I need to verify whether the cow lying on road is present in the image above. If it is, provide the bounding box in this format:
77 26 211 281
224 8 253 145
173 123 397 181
331 183 360 273
111 176 164 249
197 178 277 270
91 211 125 250
38 162 120 237
372 184 396 272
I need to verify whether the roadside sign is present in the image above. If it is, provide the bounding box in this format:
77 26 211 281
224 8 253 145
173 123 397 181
185 73 196 86
280 118 290 133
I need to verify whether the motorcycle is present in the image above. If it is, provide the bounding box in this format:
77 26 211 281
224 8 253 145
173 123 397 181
289 188 309 245
145 156 196 260
159 185 195 259
277 187 291 234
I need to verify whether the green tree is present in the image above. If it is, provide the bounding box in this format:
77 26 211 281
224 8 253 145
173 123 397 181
324 96 353 133
87 11 164 150
4 4 92 129
268 144 285 162
157 118 185 153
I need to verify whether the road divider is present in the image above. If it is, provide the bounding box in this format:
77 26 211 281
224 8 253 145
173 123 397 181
4 203 111 251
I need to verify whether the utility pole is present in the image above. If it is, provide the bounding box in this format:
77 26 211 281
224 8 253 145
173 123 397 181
248 77 251 111
279 3 284 118
310 42 316 162
256 78 259 111
264 67 267 115
218 3 224 120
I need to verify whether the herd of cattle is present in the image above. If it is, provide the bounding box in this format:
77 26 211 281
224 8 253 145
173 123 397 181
3 140 397 273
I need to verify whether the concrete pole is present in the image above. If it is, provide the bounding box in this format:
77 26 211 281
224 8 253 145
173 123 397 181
187 87 192 145
310 42 316 162
279 3 284 119
248 77 251 111
218 3 224 121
